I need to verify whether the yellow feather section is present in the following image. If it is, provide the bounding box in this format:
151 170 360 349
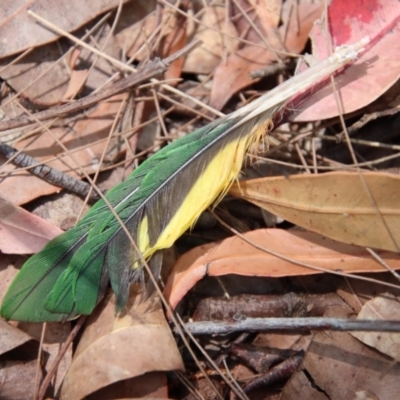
137 216 150 253
136 119 272 263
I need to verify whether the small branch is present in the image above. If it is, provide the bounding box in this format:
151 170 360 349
37 317 87 400
0 41 202 197
0 143 102 201
178 318 400 335
250 61 289 80
0 40 201 132
335 105 400 141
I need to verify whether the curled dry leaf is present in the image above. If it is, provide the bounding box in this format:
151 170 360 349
61 289 183 400
0 198 63 254
352 295 400 361
164 229 400 310
229 171 400 252
291 0 400 121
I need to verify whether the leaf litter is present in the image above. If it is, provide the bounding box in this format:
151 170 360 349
0 0 399 399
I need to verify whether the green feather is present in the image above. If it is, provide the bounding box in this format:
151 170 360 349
1 43 364 322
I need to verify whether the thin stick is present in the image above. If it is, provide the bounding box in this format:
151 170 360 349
37 317 87 400
180 318 400 335
27 10 223 118
0 142 102 201
33 323 47 400
0 40 201 131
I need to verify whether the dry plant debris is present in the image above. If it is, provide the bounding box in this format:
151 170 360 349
0 0 399 399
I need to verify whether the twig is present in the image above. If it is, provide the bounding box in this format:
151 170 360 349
0 40 201 132
0 142 102 201
336 105 400 141
179 318 400 335
0 42 202 198
37 317 87 400
250 61 288 79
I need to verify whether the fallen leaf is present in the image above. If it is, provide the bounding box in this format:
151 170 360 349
0 198 63 254
62 69 89 101
0 359 39 400
291 0 400 121
0 21 121 106
0 255 71 396
0 318 35 356
352 294 400 361
281 305 400 399
61 288 184 400
86 372 170 399
161 12 187 82
114 2 172 61
0 256 22 301
164 229 400 310
0 44 73 106
0 0 130 58
29 192 90 231
209 2 323 110
183 4 238 75
0 94 124 205
230 171 400 252
17 321 72 396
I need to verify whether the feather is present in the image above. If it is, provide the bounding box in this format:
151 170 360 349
1 39 368 322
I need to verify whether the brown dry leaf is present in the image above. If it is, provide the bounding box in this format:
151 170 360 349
281 305 400 399
29 192 90 231
0 258 71 396
230 171 400 252
160 12 187 82
15 321 72 396
209 2 323 110
0 318 35 356
0 358 39 400
352 294 400 361
0 0 130 58
0 94 124 205
164 228 400 310
336 276 395 314
253 0 282 28
61 289 183 400
0 198 63 254
0 20 120 105
114 2 171 61
62 69 89 101
0 44 74 106
0 256 22 302
183 4 239 75
86 372 170 399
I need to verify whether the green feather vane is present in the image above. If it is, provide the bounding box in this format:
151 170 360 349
1 40 366 322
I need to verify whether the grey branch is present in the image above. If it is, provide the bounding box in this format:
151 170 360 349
179 317 400 335
0 142 102 201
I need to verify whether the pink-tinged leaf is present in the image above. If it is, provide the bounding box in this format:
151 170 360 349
164 229 400 311
291 0 400 121
0 198 63 254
